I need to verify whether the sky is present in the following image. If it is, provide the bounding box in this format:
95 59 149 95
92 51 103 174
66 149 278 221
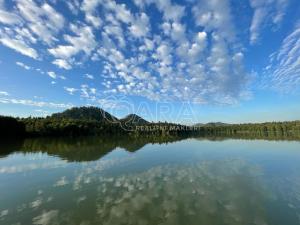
0 0 300 124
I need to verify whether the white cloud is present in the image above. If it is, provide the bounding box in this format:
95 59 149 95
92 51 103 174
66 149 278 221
170 22 186 43
175 32 207 62
152 0 185 21
0 10 21 25
85 74 94 79
76 84 98 100
81 0 103 28
272 0 289 25
16 61 31 70
129 13 150 38
15 27 37 44
86 14 102 28
0 91 9 96
64 87 77 95
0 97 73 108
156 43 172 66
192 0 235 42
52 59 72 70
198 31 207 42
133 0 185 21
0 0 251 105
81 0 101 13
249 0 289 44
49 24 97 67
0 35 38 59
106 1 134 24
262 25 300 91
48 45 78 59
96 0 248 104
81 84 90 98
90 88 97 95
47 71 57 79
80 84 93 99
16 0 65 44
66 0 81 15
103 22 125 48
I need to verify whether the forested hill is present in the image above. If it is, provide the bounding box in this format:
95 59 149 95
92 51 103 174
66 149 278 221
120 114 150 125
51 106 118 122
0 106 300 139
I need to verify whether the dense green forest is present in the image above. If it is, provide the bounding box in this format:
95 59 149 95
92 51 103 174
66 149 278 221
51 106 118 122
0 106 300 139
0 115 25 136
20 117 124 137
134 121 300 139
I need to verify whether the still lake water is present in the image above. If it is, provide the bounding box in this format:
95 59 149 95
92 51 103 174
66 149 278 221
0 137 300 225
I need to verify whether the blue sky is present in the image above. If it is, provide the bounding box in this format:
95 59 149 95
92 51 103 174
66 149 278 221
0 0 300 123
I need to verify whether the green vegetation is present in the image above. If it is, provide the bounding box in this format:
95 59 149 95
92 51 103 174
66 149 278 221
20 117 124 137
120 114 150 125
134 121 300 140
0 116 25 137
194 121 300 139
0 107 300 140
52 106 118 122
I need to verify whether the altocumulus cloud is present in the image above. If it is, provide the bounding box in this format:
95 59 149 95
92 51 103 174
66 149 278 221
0 0 294 105
0 97 73 109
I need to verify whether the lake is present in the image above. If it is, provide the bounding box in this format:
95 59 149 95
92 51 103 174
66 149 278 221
0 136 300 225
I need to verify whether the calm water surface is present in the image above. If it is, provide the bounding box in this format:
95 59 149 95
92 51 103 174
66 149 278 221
0 137 300 225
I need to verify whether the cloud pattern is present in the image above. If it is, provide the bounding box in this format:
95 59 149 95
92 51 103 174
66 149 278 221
262 23 300 91
0 0 251 105
0 0 298 106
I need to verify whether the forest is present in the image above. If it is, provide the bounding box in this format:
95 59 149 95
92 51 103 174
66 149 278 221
0 106 300 139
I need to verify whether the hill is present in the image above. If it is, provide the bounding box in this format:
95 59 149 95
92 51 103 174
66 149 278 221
120 114 149 125
51 106 118 123
194 122 229 127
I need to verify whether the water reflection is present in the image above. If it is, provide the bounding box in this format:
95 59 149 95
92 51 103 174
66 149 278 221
0 137 300 225
96 159 268 225
1 134 299 162
0 135 188 162
0 158 272 225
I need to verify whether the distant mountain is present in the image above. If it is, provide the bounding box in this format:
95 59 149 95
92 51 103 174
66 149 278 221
194 123 204 127
194 122 229 127
120 114 149 125
51 106 118 122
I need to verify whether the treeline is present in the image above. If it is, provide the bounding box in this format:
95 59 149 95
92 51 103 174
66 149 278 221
0 115 123 137
20 117 125 137
130 121 300 140
195 121 300 138
0 116 25 137
0 107 300 140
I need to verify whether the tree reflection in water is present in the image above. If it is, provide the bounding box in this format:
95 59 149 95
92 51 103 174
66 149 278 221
95 159 269 225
